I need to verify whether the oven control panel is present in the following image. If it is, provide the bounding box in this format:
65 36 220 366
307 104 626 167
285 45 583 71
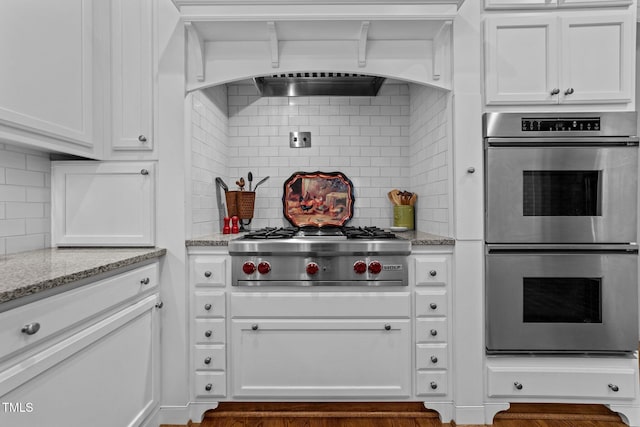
521 118 600 132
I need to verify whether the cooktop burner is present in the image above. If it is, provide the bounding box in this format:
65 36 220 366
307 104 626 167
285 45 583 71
241 226 399 240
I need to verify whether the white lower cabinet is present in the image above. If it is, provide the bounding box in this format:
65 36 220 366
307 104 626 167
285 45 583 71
0 263 161 427
230 318 411 398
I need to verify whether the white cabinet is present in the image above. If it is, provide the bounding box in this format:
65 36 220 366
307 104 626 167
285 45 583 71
484 12 634 105
0 0 108 158
485 0 632 9
51 161 155 246
0 263 161 427
231 318 411 398
110 0 155 155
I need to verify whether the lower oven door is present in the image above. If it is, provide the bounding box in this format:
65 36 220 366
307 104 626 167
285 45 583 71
486 248 638 354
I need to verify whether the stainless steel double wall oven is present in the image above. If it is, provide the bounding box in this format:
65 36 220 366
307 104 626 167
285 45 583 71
484 112 639 354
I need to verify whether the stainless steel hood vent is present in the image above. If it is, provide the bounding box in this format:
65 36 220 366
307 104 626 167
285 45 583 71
253 73 385 97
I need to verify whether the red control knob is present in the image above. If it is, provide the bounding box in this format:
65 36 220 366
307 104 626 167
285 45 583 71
306 262 319 275
242 261 256 275
258 261 271 275
368 261 382 275
353 260 367 274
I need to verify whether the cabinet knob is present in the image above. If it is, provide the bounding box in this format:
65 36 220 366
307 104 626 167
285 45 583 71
430 381 438 390
429 302 438 310
204 303 212 311
138 135 148 143
155 301 164 309
384 324 391 331
251 324 259 331
564 87 575 95
609 384 619 392
204 330 212 338
140 169 149 175
205 383 212 391
204 271 212 278
550 88 560 95
140 277 150 285
430 356 438 364
21 322 40 336
204 357 212 365
467 167 475 174
514 382 523 390
430 329 438 336
429 270 437 277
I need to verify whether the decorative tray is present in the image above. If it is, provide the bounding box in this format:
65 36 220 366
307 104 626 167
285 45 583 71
282 171 355 227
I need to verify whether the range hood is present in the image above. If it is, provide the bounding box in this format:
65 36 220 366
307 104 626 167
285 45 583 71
254 73 386 97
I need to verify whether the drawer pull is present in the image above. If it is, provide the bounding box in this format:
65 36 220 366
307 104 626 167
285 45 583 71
430 329 438 336
609 384 619 392
140 169 149 176
205 383 213 391
430 381 438 390
204 271 212 278
21 322 40 336
204 303 212 311
204 357 212 365
430 356 438 364
251 324 259 331
429 303 438 310
140 277 150 285
514 382 523 390
204 330 212 338
384 324 391 331
429 270 437 277
138 135 148 143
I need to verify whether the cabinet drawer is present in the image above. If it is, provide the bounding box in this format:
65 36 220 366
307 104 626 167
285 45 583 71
194 345 226 371
415 257 448 286
191 256 227 287
0 263 158 362
416 318 448 343
416 371 448 396
194 319 226 345
194 292 226 318
415 291 447 317
487 366 636 400
194 372 226 398
416 344 448 370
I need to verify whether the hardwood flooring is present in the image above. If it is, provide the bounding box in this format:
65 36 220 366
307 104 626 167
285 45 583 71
162 402 628 427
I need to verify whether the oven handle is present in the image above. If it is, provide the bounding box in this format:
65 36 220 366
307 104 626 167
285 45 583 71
486 243 638 253
485 136 639 147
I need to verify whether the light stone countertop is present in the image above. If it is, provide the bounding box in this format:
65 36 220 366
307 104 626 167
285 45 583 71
186 230 455 246
0 247 166 306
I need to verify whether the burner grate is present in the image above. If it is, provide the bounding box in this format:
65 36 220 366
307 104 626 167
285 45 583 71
343 226 398 240
243 227 298 239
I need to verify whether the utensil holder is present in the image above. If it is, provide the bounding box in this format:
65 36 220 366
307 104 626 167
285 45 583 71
226 191 255 219
393 205 414 230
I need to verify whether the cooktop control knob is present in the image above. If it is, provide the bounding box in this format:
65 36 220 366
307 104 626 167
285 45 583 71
258 261 271 275
306 262 319 275
242 261 256 275
368 261 382 275
353 260 367 274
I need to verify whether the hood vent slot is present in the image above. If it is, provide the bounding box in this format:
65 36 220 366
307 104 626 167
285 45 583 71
254 73 385 97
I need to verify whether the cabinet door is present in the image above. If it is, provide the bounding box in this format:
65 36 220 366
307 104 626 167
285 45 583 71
52 161 155 246
111 0 154 153
231 319 411 398
559 0 632 7
559 13 633 104
484 16 559 105
485 0 557 9
0 0 100 157
0 295 160 427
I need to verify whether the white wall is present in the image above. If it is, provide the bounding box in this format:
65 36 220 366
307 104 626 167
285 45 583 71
0 143 51 255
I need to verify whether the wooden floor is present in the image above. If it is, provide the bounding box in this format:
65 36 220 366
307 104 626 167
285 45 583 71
162 402 628 427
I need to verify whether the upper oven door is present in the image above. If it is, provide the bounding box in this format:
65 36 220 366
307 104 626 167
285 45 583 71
486 144 638 244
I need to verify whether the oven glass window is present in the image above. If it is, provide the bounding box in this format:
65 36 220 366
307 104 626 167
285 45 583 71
522 171 602 216
523 277 602 323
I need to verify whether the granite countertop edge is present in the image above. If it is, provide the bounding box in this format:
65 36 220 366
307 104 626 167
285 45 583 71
186 230 455 247
0 247 167 305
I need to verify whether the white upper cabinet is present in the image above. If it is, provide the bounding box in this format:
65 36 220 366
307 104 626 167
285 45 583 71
110 0 155 156
484 11 634 105
0 0 108 158
485 0 632 9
